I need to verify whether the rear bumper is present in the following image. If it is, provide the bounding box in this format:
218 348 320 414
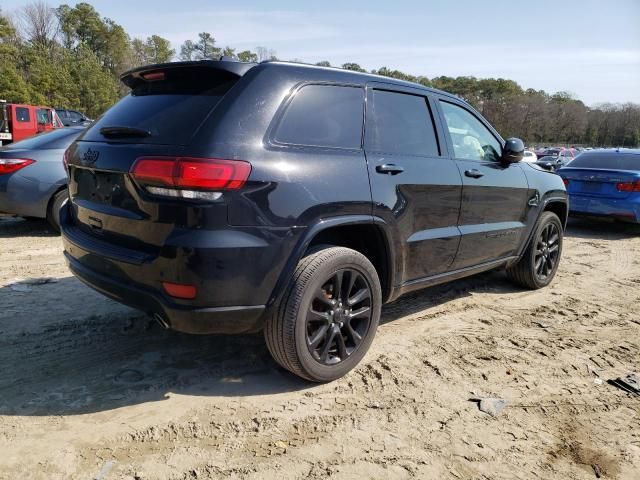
568 194 640 223
0 173 58 218
64 251 265 334
59 203 298 334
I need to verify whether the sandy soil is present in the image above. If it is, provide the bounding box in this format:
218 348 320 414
0 215 639 480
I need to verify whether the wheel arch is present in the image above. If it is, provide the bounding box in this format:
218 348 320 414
267 216 397 307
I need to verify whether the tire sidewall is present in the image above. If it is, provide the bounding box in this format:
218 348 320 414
293 250 381 382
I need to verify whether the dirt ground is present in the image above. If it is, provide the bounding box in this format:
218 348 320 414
0 216 638 480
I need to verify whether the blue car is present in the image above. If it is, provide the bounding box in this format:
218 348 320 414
557 149 640 223
0 127 84 231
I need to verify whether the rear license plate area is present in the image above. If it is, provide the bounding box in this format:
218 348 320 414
73 168 132 207
581 182 602 194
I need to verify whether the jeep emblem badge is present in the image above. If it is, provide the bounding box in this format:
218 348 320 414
82 148 99 165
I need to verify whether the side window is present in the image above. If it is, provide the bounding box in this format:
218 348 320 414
16 107 30 123
274 84 364 149
440 101 502 162
69 111 83 122
367 90 439 156
37 109 50 124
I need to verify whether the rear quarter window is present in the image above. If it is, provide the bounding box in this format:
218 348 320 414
273 84 364 149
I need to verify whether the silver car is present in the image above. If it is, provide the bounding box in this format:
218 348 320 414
0 127 84 231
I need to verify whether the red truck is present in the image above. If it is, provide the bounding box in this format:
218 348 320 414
0 100 64 146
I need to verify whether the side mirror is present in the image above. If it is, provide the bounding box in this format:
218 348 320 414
502 138 525 163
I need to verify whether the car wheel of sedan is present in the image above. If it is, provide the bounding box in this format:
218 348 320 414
265 246 382 382
507 211 563 289
47 189 68 233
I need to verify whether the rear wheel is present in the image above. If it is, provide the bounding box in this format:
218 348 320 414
507 211 563 289
265 246 381 382
46 189 68 233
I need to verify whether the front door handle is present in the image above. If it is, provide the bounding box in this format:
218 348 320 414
464 169 484 179
376 164 404 175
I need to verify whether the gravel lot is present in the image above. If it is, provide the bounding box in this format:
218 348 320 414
0 216 639 479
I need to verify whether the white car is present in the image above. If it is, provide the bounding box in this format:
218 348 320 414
523 150 538 162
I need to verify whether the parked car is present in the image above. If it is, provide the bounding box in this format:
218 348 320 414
0 100 64 146
55 108 92 127
535 149 576 171
523 150 538 162
61 60 568 382
0 126 85 231
557 149 640 223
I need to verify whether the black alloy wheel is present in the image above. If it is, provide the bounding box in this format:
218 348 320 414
306 268 373 365
534 222 560 281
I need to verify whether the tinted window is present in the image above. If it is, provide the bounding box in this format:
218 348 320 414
274 85 364 149
16 107 30 122
2 128 83 150
84 67 239 145
567 153 640 170
440 101 501 162
68 111 83 122
367 90 439 156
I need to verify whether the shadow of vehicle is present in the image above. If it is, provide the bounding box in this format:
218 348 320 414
0 215 58 238
565 217 640 240
0 267 523 417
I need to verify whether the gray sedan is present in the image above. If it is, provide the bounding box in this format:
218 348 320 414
0 127 84 231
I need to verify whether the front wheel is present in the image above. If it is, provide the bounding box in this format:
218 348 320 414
264 246 382 382
507 211 563 289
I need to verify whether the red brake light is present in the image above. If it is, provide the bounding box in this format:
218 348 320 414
162 282 197 299
562 178 569 187
616 180 640 192
0 158 35 175
130 157 251 191
142 71 165 81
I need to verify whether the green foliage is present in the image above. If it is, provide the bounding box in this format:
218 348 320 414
0 3 637 146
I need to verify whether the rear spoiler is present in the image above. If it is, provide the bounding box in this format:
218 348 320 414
120 60 257 88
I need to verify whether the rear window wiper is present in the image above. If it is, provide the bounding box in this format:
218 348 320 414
99 126 151 138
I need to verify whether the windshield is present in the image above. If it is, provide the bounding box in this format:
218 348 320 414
567 153 640 171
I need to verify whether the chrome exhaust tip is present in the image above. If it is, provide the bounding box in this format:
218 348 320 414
154 313 170 329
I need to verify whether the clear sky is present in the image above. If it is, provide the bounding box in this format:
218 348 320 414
2 0 639 105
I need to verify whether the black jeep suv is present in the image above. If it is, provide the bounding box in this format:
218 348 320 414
61 60 567 382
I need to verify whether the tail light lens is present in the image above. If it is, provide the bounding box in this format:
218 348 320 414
562 178 569 187
130 157 251 200
0 158 35 175
615 180 640 192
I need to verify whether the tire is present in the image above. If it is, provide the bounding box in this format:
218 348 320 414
265 246 382 382
507 211 563 289
46 189 68 233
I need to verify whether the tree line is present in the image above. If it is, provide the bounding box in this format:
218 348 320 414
1 1 638 147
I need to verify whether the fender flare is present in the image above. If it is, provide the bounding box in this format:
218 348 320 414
266 215 397 307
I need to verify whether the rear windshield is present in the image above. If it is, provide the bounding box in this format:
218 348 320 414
82 67 240 145
568 153 640 170
2 127 83 150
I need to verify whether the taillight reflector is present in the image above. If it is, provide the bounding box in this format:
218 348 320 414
162 282 197 299
0 158 35 175
615 180 640 192
562 178 569 187
130 157 251 191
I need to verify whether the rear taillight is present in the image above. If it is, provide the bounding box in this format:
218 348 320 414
562 178 569 187
0 158 35 175
615 180 640 192
130 157 251 200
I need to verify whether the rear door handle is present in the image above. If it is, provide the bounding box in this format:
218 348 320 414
376 164 404 175
464 169 484 179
